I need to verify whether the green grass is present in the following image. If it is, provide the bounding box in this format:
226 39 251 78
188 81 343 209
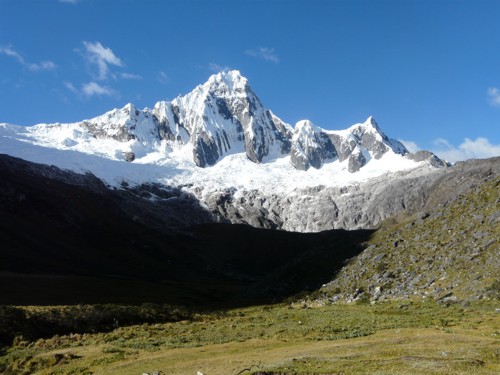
1 300 498 374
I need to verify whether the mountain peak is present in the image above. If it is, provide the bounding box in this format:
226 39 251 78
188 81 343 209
365 115 377 125
293 120 319 144
291 119 337 171
295 119 316 129
206 70 248 91
362 116 381 132
121 102 138 116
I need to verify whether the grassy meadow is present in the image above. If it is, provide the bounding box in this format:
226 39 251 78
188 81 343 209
1 300 498 374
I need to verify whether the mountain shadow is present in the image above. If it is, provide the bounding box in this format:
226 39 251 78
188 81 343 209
0 154 373 307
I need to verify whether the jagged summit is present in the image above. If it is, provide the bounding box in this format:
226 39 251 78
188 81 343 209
291 120 336 170
205 70 248 93
0 70 445 191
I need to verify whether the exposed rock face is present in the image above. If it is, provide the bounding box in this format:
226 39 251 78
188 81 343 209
151 71 293 167
202 157 500 232
326 117 409 172
347 149 366 173
80 103 153 143
290 120 336 170
203 169 430 231
407 150 449 167
288 116 410 172
123 151 135 162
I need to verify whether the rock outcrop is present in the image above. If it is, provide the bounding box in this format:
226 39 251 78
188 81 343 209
290 120 336 170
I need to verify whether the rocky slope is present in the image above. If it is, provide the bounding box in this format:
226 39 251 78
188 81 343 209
314 157 500 304
200 154 473 232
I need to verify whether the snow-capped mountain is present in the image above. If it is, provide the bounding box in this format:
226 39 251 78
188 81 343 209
0 69 449 231
290 120 336 171
151 70 294 167
13 70 293 169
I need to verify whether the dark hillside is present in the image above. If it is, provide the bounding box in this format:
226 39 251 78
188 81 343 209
0 155 370 306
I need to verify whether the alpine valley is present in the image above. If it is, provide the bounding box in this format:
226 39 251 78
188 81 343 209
0 71 498 308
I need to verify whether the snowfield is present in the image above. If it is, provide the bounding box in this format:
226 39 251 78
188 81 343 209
0 121 429 196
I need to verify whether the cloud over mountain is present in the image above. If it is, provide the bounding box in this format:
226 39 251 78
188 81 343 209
82 41 123 81
81 82 116 97
432 137 500 163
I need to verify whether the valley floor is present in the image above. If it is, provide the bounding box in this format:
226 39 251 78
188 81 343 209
1 301 499 374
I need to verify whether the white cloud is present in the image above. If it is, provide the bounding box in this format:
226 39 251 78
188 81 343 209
82 81 116 97
0 45 56 71
63 81 78 93
28 60 57 72
120 72 141 80
244 47 279 63
82 41 123 80
432 137 500 163
64 80 117 98
0 45 24 64
399 139 421 153
157 71 169 85
487 87 500 107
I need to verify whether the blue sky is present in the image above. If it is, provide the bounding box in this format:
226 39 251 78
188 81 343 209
1 0 500 162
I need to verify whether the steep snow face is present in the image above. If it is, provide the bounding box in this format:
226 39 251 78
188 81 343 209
326 116 409 172
157 70 293 166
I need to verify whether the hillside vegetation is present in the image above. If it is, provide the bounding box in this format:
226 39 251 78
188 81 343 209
318 175 499 304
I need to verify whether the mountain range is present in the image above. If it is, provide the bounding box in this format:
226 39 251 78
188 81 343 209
0 70 444 175
0 70 449 231
0 71 498 306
